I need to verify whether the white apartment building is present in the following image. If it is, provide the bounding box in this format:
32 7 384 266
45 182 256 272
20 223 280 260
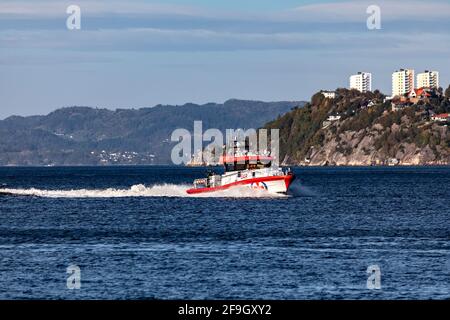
416 70 439 89
392 69 415 97
349 72 372 93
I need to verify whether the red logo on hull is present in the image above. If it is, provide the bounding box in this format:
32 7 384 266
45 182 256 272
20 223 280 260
250 182 268 190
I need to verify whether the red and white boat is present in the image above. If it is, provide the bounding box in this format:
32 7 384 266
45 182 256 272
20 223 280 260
186 150 295 195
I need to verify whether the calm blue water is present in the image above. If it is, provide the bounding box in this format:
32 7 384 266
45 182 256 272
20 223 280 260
0 166 449 300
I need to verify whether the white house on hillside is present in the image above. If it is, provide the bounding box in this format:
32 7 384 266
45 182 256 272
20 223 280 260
321 91 336 99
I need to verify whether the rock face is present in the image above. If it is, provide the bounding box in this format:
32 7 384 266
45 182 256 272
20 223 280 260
301 122 449 166
266 88 450 166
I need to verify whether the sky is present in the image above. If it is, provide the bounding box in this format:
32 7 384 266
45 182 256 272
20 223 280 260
0 0 449 119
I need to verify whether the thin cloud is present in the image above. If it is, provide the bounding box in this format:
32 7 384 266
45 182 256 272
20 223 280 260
286 0 450 22
2 0 450 22
0 0 220 18
2 27 449 53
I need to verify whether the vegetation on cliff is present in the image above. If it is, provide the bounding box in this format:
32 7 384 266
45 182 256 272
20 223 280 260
265 87 450 165
0 100 304 166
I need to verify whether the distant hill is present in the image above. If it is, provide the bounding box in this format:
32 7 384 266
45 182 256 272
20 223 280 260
0 99 305 165
264 88 450 166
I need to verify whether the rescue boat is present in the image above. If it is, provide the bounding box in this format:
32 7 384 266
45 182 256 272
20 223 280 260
186 147 295 195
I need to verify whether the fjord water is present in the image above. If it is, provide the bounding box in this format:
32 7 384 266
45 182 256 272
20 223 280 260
0 166 449 299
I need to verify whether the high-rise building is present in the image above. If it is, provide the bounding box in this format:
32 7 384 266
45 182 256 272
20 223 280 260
349 72 372 93
392 69 415 97
416 70 439 89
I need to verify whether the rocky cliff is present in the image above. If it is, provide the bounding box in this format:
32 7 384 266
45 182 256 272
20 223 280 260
265 88 450 166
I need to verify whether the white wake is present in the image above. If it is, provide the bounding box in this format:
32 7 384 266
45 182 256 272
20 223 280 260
0 184 286 199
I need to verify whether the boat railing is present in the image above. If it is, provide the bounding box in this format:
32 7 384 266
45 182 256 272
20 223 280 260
233 167 286 179
193 178 207 188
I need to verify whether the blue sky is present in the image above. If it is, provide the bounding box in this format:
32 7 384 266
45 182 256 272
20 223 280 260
1 0 449 119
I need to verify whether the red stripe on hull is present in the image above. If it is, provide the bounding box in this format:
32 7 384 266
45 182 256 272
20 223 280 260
186 174 295 194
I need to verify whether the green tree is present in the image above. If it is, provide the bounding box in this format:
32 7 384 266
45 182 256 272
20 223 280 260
445 85 450 98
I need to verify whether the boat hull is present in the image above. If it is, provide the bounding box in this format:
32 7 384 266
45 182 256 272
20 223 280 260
186 174 295 195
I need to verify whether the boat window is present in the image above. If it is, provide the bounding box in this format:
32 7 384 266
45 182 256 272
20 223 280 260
225 159 271 171
225 164 235 172
256 161 271 169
